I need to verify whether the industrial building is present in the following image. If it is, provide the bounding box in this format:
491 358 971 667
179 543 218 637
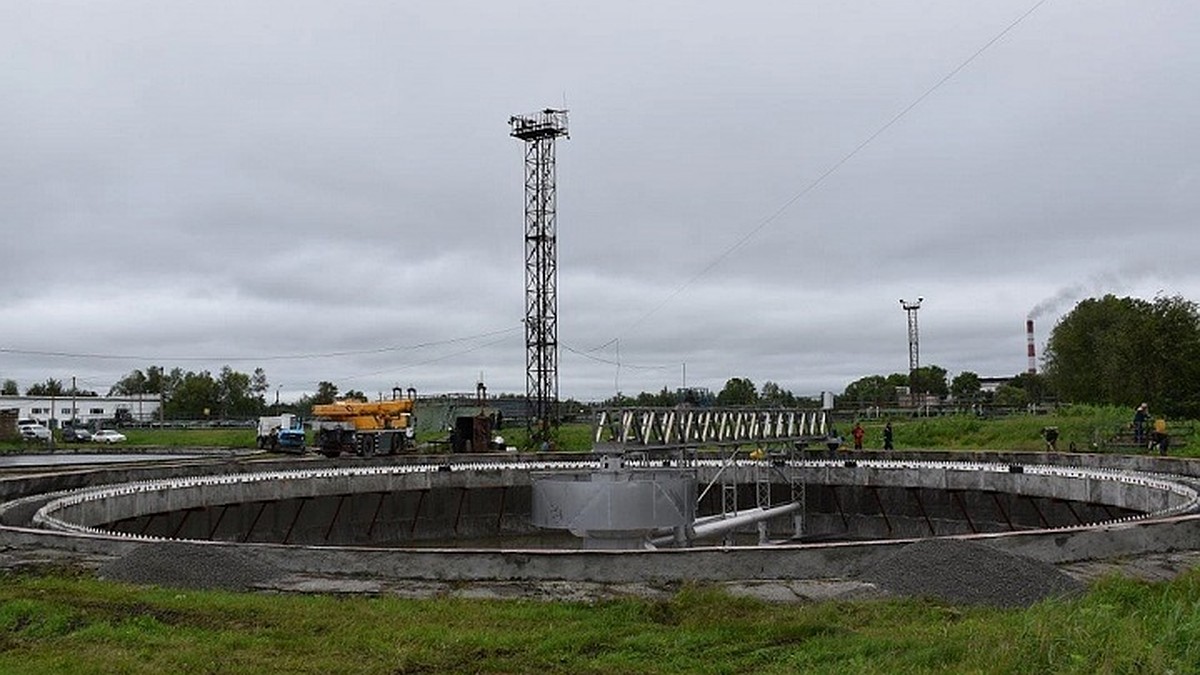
0 394 161 428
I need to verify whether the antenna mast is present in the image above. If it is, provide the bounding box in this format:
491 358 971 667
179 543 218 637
900 297 924 373
510 108 569 447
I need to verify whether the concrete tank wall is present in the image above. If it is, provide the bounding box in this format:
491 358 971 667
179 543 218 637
49 462 1151 548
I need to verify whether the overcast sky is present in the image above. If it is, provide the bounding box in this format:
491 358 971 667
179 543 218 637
3 1 1198 403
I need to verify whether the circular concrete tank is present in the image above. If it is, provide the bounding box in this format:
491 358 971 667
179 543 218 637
3 451 1200 586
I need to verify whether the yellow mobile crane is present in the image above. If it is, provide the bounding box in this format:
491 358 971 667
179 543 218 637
311 388 416 458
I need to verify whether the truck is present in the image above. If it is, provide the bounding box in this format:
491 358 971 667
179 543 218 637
311 390 416 458
256 414 307 452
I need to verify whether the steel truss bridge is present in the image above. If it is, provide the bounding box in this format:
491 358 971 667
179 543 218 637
592 406 830 543
593 407 828 450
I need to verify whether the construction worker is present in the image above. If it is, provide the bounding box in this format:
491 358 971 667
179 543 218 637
1152 417 1169 455
1133 403 1150 444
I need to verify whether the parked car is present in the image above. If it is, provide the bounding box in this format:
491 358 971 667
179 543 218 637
18 422 51 441
62 427 92 443
91 430 127 444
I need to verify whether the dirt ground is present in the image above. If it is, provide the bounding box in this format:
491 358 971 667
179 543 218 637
3 542 1199 604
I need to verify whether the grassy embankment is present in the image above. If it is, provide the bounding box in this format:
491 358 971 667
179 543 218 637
1 569 1199 673
848 404 1198 456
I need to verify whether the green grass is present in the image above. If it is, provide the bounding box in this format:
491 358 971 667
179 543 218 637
851 404 1199 456
6 405 1195 456
122 427 258 448
0 428 256 454
1 569 1200 673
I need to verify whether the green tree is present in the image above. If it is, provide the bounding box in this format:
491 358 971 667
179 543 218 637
1044 294 1200 417
110 369 149 396
843 375 892 406
1146 295 1200 417
110 366 175 396
343 389 369 403
166 371 220 419
314 382 339 406
26 379 65 396
163 368 184 398
993 383 1029 408
2 379 19 395
1009 371 1053 404
216 366 257 418
1044 295 1142 405
950 371 982 402
717 377 758 405
760 381 797 407
908 366 949 398
633 387 678 407
251 368 269 405
603 392 633 407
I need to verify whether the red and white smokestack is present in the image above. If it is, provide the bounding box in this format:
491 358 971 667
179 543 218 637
1026 318 1036 374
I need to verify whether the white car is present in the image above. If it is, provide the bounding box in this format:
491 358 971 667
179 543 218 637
92 430 127 444
18 422 51 441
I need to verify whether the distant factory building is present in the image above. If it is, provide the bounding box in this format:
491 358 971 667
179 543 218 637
0 394 161 428
977 377 1012 394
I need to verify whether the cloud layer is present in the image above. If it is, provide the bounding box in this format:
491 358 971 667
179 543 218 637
3 1 1198 401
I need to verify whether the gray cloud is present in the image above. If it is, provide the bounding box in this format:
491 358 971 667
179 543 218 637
3 1 1199 402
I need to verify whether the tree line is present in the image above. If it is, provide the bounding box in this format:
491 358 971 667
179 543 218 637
666 293 1192 416
842 367 1050 409
102 367 383 420
7 293 1195 421
603 379 820 408
0 378 98 397
840 293 1199 417
1044 294 1200 418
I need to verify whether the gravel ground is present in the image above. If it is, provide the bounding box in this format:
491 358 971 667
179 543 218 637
97 542 284 591
5 540 1196 603
856 538 1086 607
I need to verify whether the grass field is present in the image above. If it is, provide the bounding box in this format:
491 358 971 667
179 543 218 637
1 569 1198 673
848 405 1198 456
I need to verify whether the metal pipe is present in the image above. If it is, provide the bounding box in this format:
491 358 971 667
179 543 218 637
650 501 802 547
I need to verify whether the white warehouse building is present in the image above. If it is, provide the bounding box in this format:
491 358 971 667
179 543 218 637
0 395 162 427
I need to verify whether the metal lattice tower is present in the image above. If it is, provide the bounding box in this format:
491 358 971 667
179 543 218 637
510 109 569 446
900 297 923 372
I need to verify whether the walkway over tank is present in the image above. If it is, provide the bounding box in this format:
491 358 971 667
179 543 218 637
593 407 828 449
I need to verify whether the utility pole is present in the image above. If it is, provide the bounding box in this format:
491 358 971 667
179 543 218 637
510 108 569 449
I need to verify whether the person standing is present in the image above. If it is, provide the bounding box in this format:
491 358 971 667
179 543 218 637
1133 403 1149 444
1042 426 1059 452
882 422 894 451
825 427 843 459
851 423 865 450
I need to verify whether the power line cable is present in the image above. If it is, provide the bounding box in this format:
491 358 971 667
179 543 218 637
336 331 522 383
603 0 1050 343
0 325 522 364
561 342 673 371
